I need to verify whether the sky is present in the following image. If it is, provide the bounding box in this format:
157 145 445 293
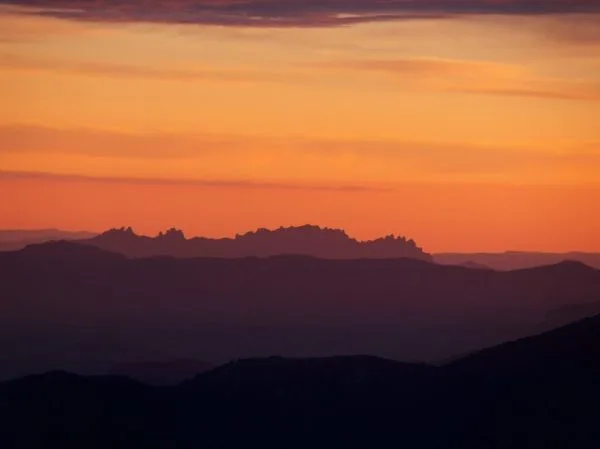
0 0 599 252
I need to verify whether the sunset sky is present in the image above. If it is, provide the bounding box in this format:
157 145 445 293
1 0 599 252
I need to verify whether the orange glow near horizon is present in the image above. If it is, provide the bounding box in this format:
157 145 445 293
3 174 600 253
1 5 599 252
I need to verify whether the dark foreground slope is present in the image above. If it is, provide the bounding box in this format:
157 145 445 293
1 315 599 449
1 241 600 379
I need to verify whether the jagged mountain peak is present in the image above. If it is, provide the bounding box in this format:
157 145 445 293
157 228 186 240
84 224 431 260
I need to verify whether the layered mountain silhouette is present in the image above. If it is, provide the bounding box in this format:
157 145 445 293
4 226 600 270
1 314 599 449
2 241 600 380
78 225 432 260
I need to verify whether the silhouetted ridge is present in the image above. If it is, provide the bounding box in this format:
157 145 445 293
551 259 596 271
186 355 432 390
435 251 600 270
0 229 97 252
459 261 492 270
83 224 431 260
539 259 593 270
107 359 213 385
512 259 597 276
17 240 125 261
156 228 185 241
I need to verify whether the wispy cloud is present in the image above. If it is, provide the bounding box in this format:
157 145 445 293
0 169 385 192
3 124 598 164
295 137 600 176
0 53 298 83
2 121 599 190
1 1 599 28
330 57 523 81
0 125 251 159
326 57 600 101
0 4 109 42
534 13 600 46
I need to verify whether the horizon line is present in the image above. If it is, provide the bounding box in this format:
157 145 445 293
2 225 599 255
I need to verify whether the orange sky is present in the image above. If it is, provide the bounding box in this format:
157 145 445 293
1 2 599 252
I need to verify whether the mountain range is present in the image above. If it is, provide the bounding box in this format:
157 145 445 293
3 226 600 269
79 225 432 260
1 314 599 449
2 240 600 380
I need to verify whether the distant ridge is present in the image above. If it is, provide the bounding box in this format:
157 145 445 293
435 251 600 270
17 240 125 261
0 229 97 251
458 261 491 270
79 225 432 261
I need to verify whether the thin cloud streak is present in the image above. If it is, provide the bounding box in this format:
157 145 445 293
452 84 600 101
533 13 600 46
0 170 389 192
2 125 598 181
5 52 598 102
0 125 246 159
327 57 600 101
0 53 299 84
1 1 599 28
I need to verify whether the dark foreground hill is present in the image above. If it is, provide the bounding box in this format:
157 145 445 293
80 225 433 260
1 242 600 379
1 315 599 449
